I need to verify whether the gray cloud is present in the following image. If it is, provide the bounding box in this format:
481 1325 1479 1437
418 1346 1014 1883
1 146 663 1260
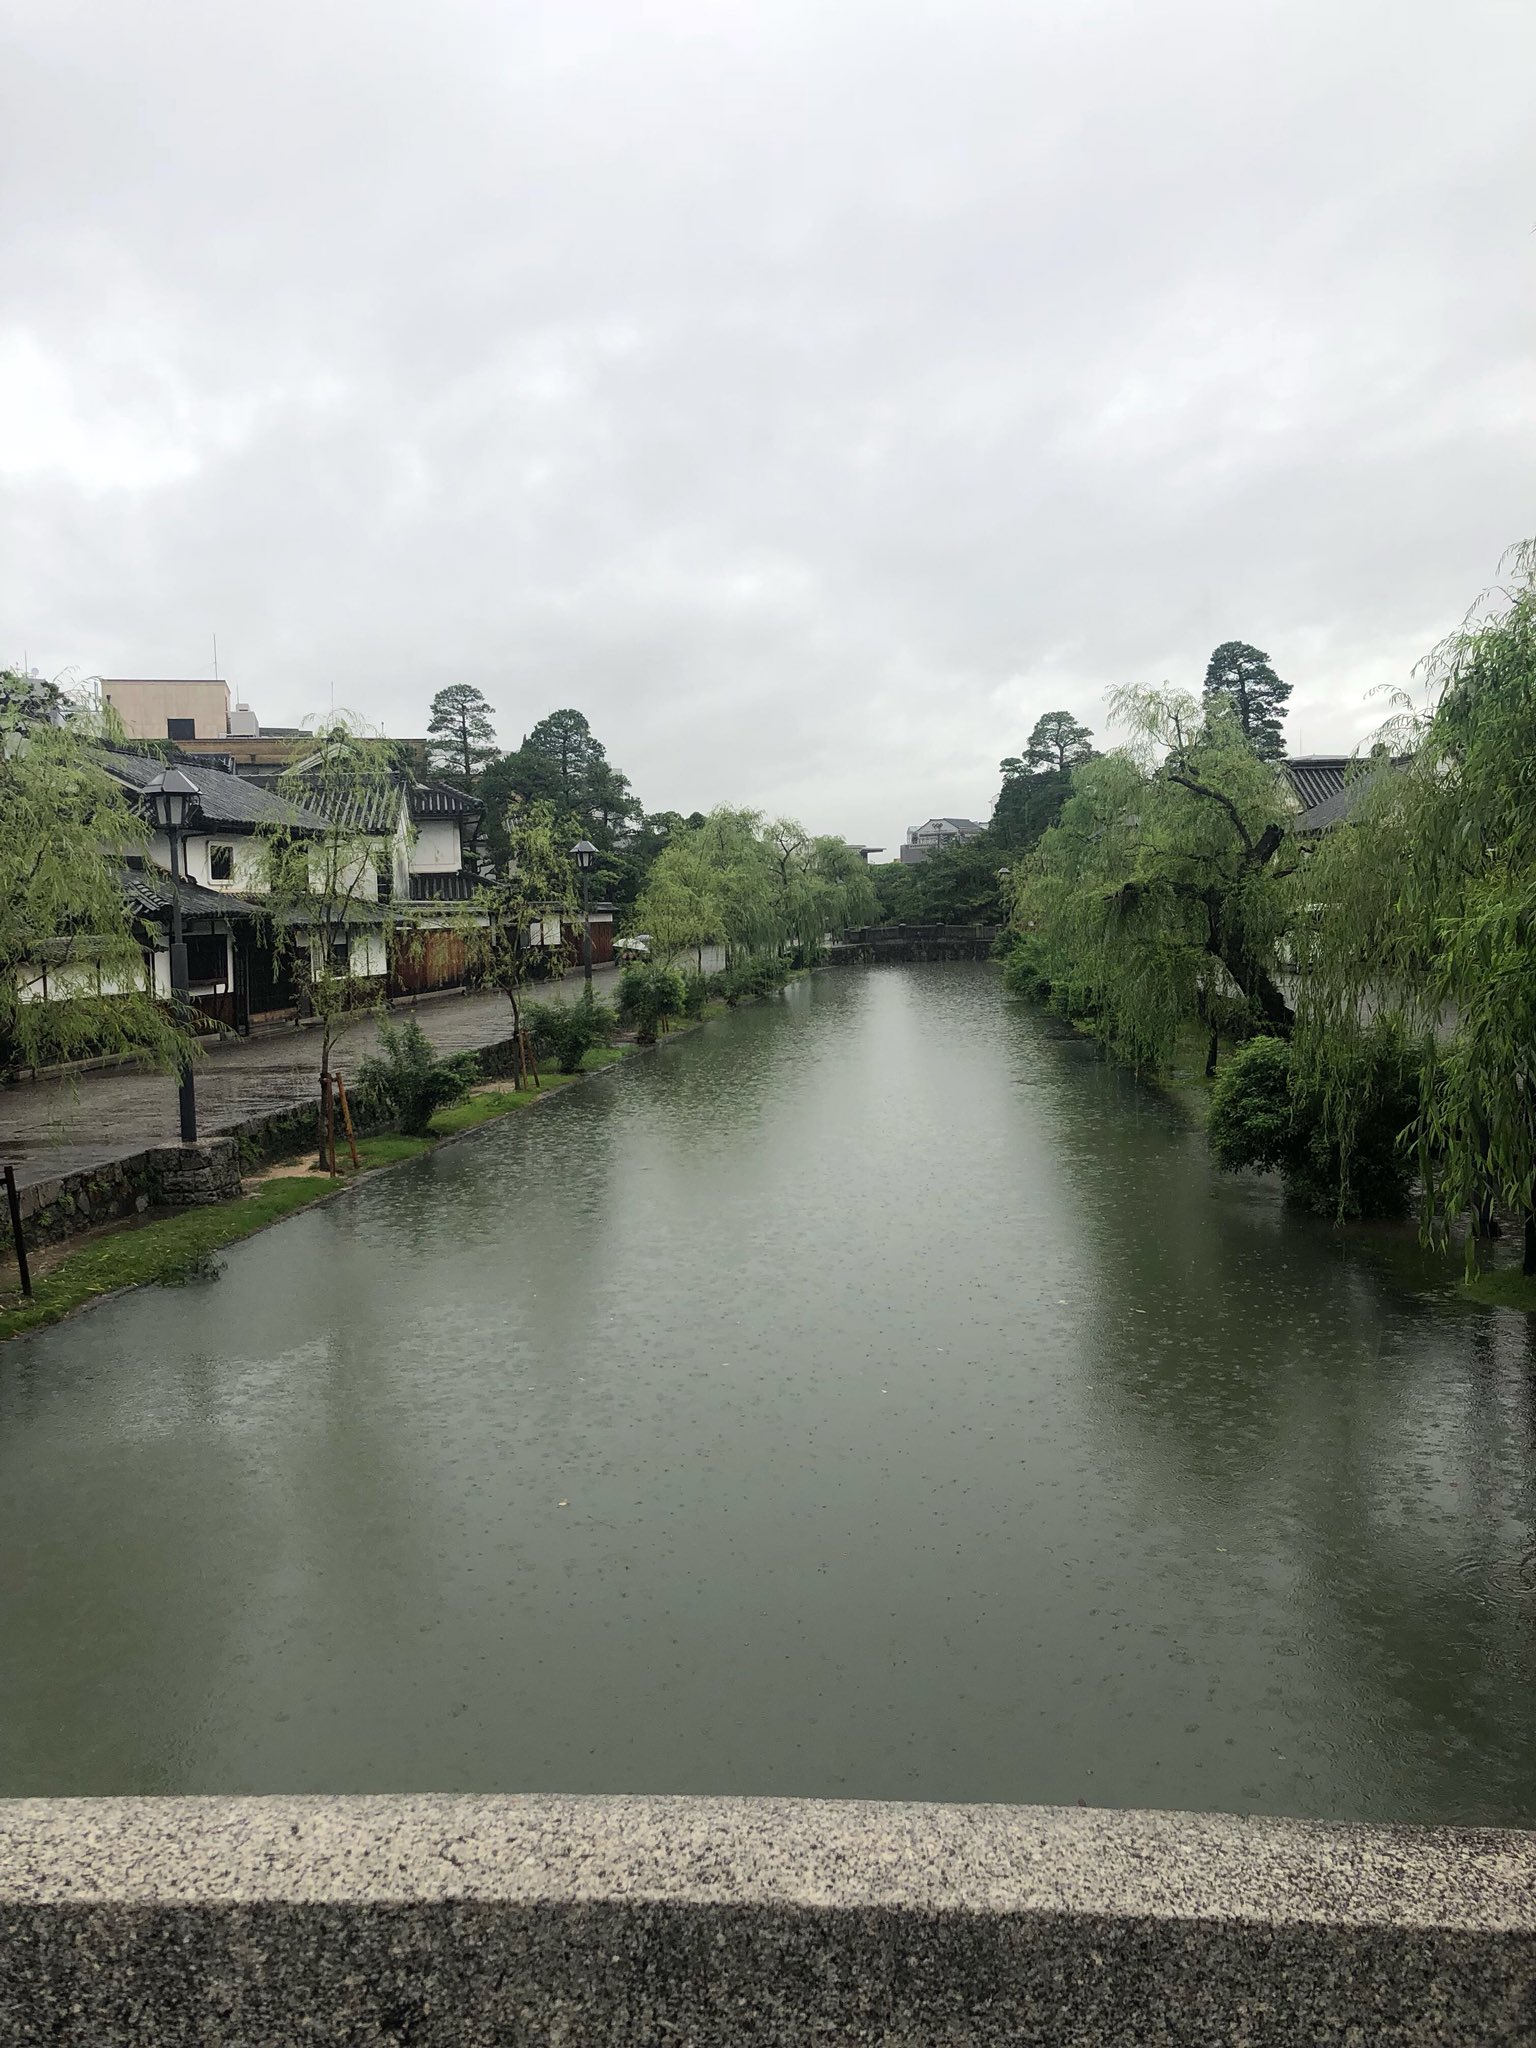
3 0 1532 848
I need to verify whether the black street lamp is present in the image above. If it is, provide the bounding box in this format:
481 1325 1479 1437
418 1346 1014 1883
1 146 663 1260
147 768 200 1142
570 839 599 987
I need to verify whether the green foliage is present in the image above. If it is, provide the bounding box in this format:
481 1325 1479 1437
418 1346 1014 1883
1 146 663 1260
1004 710 1096 776
1208 1032 1418 1220
0 680 192 1077
992 713 1096 857
991 768 1074 853
875 832 1009 924
679 970 710 1018
637 809 874 962
356 1017 480 1134
521 708 605 812
1010 688 1296 1071
722 956 791 1004
425 683 498 788
1202 642 1291 762
525 987 616 1071
617 961 686 1044
463 800 575 1054
265 718 400 1085
1207 1036 1295 1175
1000 935 1054 1002
1294 539 1536 1262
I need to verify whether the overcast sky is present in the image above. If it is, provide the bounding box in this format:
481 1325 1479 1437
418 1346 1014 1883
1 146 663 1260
2 0 1532 850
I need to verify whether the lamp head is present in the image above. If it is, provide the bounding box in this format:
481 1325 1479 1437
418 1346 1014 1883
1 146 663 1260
147 767 199 831
570 838 599 872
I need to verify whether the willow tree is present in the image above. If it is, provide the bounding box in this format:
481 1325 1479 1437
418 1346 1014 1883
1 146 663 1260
635 823 728 968
638 809 874 968
1011 687 1297 1071
1295 541 1536 1270
262 719 400 1166
762 818 876 962
637 808 777 964
1 678 189 1076
468 799 574 1078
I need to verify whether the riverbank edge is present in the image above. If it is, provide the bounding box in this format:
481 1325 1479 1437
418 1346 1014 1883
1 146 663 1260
0 984 791 1342
3 1793 1533 2044
1002 985 1536 1315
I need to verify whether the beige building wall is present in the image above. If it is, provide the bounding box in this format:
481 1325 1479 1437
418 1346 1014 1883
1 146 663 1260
100 678 230 740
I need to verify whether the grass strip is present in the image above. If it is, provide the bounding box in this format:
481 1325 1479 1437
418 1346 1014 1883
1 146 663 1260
0 1047 640 1341
1460 1268 1536 1313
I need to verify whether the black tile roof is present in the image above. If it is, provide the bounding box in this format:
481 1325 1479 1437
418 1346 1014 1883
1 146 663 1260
295 781 406 834
120 867 262 923
100 749 330 831
408 871 479 901
1284 757 1352 811
409 782 479 819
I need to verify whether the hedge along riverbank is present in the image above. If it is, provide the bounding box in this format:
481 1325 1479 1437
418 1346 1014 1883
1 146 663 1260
0 984 789 1343
1002 970 1536 1318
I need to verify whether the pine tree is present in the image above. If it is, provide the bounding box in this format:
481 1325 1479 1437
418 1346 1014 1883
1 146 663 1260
1202 642 1291 761
426 684 498 788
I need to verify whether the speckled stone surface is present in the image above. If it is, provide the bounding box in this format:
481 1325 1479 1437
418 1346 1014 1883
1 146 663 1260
1 1795 1532 2043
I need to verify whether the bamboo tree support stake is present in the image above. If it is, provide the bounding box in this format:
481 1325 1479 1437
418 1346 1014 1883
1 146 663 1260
334 1073 360 1170
4 1162 32 1299
321 1071 337 1177
518 1027 540 1089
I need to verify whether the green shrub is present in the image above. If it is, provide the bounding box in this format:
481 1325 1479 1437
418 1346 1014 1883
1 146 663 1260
1001 937 1053 1002
1208 1031 1418 1219
721 956 790 1005
525 989 617 1072
618 962 686 1045
356 1017 480 1135
680 970 710 1019
1208 1036 1295 1174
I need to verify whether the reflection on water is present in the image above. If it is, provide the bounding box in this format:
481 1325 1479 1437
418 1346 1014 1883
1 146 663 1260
2 964 1533 1821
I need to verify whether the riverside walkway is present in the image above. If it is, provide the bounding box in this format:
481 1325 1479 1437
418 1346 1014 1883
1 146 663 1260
0 970 620 1190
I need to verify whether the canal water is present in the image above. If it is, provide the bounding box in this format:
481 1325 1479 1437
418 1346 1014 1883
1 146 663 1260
3 965 1534 1822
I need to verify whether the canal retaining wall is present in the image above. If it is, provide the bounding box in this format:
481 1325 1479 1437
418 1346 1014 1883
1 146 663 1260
826 923 1000 963
11 1029 531 1250
2 1794 1532 2044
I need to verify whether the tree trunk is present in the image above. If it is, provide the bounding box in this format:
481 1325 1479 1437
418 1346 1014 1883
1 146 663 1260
1205 1026 1219 1078
1524 1210 1536 1279
1213 939 1293 1037
507 985 526 1085
319 1067 336 1175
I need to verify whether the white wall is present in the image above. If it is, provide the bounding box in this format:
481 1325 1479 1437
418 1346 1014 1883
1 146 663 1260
307 930 388 980
151 832 270 893
16 955 152 1003
408 819 461 873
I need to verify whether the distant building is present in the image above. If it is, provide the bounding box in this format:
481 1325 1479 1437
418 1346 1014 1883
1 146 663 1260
898 817 987 866
99 677 234 742
97 677 430 774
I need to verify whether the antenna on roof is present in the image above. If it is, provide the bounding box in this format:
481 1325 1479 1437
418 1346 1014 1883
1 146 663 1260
213 633 219 682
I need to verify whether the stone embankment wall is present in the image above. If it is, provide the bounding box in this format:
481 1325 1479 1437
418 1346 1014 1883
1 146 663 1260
1 1794 1532 2045
12 1029 527 1250
827 924 1000 963
18 1139 244 1249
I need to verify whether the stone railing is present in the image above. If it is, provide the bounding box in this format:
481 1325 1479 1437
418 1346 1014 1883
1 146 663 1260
2 1795 1532 2043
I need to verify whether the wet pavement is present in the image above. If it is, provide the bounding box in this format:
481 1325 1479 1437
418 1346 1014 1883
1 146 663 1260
0 969 622 1189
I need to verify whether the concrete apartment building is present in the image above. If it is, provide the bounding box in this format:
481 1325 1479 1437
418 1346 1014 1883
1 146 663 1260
98 676 257 743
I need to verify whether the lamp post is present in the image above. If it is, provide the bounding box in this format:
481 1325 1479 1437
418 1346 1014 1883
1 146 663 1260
147 768 200 1142
570 839 599 988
